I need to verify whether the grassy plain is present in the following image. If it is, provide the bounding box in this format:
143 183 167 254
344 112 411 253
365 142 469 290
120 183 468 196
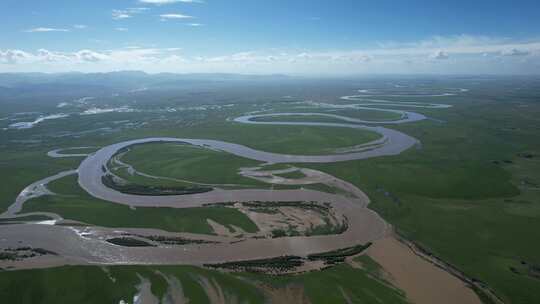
265 105 403 121
120 143 266 186
274 170 306 179
23 175 258 234
0 265 264 304
304 93 540 304
1 77 540 303
253 114 358 124
225 124 380 155
241 262 407 304
0 262 406 304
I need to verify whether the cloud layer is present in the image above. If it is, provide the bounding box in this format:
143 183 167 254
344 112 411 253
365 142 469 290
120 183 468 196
159 13 194 20
1 35 539 74
24 27 70 33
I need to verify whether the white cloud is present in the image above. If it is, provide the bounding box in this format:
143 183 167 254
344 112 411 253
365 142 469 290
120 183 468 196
73 24 87 29
431 50 449 60
2 35 540 74
160 13 194 20
112 8 148 20
112 10 132 20
127 7 150 13
75 50 110 62
24 27 70 33
0 49 33 64
140 0 203 4
501 48 530 56
37 49 70 62
187 23 204 27
115 27 129 32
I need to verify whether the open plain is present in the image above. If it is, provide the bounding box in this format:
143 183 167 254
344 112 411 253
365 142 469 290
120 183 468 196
1 75 539 304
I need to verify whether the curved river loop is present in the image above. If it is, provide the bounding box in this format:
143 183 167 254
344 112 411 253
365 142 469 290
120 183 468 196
0 88 456 268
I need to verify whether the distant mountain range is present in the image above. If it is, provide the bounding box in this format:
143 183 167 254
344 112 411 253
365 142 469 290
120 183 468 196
0 71 291 90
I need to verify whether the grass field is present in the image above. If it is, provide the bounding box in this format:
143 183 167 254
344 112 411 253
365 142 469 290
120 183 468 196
119 143 267 186
241 261 407 304
304 95 540 304
0 149 82 212
224 124 381 155
23 175 258 234
0 261 406 304
0 119 367 213
274 170 306 179
253 114 358 124
0 265 265 304
265 104 403 121
1 78 540 303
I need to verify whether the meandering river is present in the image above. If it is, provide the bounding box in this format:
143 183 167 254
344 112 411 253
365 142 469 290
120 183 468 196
0 89 452 267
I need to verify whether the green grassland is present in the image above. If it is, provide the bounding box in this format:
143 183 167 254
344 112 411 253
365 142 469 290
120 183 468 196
23 175 258 234
274 170 306 179
264 104 403 121
253 114 357 124
240 261 407 304
119 143 266 186
0 261 407 304
332 108 403 121
112 143 314 191
0 113 368 213
0 265 265 304
1 78 540 303
0 149 82 212
225 124 380 155
117 119 381 156
304 96 540 304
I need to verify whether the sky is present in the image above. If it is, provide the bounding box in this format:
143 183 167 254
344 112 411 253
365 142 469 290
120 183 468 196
1 0 540 75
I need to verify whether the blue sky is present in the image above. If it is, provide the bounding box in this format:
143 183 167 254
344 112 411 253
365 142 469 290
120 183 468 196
1 0 540 74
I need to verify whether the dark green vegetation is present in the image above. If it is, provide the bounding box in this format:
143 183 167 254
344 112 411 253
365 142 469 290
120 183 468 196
106 237 155 247
307 243 372 265
141 235 215 245
23 175 258 235
205 255 304 273
238 200 332 211
206 243 373 273
101 173 212 196
0 247 56 261
0 215 52 223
